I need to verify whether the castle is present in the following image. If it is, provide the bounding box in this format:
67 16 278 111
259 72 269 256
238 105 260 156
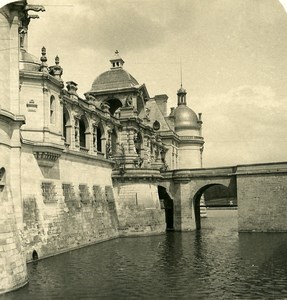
0 1 204 293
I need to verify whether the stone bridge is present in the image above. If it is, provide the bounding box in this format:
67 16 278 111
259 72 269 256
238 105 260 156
159 162 287 232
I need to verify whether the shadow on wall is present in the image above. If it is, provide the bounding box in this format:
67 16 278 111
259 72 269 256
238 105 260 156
158 186 174 231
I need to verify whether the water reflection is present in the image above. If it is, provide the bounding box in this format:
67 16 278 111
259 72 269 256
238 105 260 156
2 210 287 299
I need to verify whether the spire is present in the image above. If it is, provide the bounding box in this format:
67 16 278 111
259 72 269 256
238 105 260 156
180 59 183 88
177 59 187 106
110 50 125 69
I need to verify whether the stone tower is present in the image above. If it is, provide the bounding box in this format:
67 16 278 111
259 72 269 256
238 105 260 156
173 85 204 168
0 0 44 294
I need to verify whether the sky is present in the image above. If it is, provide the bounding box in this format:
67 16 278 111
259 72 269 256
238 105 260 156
13 0 287 167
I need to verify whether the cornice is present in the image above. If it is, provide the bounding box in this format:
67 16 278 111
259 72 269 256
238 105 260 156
0 107 25 125
19 70 63 88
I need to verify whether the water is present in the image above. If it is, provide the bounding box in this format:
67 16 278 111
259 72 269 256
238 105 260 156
3 210 287 299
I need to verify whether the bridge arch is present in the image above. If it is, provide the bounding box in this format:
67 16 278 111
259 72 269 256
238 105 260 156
193 183 230 230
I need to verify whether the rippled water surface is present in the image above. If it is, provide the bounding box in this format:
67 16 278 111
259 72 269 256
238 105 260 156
3 210 287 299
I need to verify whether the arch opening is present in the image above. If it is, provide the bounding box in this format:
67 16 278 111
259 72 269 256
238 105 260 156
97 123 104 153
193 183 235 230
79 116 88 148
158 186 174 231
105 98 123 116
32 250 38 261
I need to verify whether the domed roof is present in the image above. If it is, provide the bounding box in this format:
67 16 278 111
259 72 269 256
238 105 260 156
174 105 199 131
19 49 40 71
89 50 139 93
90 68 139 92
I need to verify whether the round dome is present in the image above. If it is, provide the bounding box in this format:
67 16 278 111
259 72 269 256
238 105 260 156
90 68 139 93
174 105 199 131
19 49 40 71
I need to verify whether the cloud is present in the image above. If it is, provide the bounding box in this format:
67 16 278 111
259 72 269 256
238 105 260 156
200 86 287 166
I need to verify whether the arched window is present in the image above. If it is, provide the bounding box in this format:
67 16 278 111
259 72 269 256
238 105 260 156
79 117 87 148
50 96 56 124
97 124 104 153
63 107 71 145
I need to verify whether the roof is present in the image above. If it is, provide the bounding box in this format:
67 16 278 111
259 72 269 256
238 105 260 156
174 105 200 131
89 68 139 93
19 49 40 72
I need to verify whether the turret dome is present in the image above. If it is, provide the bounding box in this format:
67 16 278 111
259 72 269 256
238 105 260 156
174 105 200 131
89 50 139 93
90 69 138 93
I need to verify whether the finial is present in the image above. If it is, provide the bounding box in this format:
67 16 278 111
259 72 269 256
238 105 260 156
55 55 59 66
49 55 63 81
40 46 49 73
41 46 47 62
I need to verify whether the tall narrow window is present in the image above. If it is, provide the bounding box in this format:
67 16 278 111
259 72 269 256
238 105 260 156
63 107 71 146
50 95 55 124
97 127 102 152
79 118 86 148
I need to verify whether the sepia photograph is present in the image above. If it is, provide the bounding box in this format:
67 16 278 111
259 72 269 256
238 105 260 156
0 0 287 299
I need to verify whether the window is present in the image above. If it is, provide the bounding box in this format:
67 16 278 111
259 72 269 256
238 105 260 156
42 182 57 203
79 118 86 148
50 96 55 124
97 126 103 152
62 183 76 202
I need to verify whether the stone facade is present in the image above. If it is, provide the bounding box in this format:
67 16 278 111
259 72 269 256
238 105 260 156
0 1 204 294
2 1 287 296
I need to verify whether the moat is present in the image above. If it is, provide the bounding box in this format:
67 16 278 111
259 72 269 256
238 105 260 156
2 210 287 300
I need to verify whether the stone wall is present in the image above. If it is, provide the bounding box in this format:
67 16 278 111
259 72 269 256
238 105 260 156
0 124 27 294
113 182 166 236
0 183 28 294
237 166 287 232
20 147 120 261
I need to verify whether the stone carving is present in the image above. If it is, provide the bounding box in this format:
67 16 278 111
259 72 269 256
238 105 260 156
18 27 27 48
25 5 45 12
114 143 126 174
125 95 133 107
92 125 97 152
134 157 144 168
145 108 150 120
49 55 63 81
39 46 49 73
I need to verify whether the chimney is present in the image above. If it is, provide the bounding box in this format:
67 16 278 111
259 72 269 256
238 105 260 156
154 94 168 117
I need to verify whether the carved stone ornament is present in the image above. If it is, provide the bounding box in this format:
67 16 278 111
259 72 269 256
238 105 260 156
153 120 160 131
125 95 133 107
33 151 61 167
